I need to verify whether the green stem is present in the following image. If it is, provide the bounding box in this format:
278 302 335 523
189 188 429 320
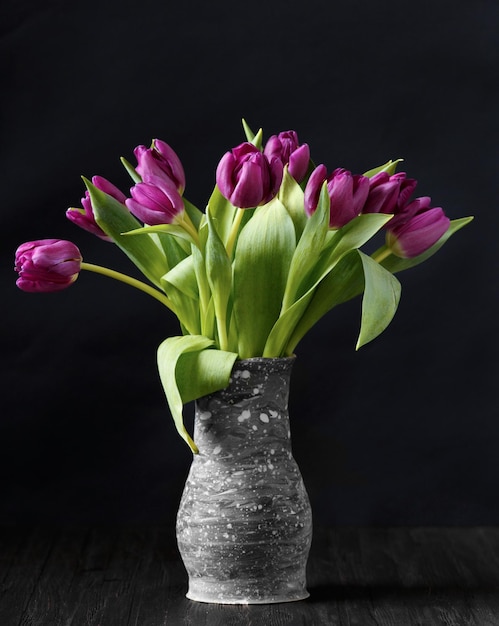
226 207 246 257
372 247 392 264
80 262 176 313
178 212 200 247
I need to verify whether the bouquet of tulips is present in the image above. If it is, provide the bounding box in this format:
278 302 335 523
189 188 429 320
14 121 472 452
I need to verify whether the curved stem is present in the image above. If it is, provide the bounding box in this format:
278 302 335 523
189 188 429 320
226 207 246 258
80 262 176 313
372 247 392 264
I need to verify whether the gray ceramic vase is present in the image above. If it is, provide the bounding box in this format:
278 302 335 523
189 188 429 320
176 356 312 604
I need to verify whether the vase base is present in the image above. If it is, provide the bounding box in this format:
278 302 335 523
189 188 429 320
186 590 310 605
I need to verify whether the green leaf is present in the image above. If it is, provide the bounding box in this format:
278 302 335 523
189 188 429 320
242 118 255 142
161 256 198 300
233 198 296 358
120 156 142 183
206 208 233 350
363 159 403 178
282 181 330 309
175 347 238 404
356 251 401 349
206 185 237 245
183 198 204 230
122 223 196 245
325 213 393 262
157 337 237 453
285 249 365 353
241 118 263 148
84 178 168 288
278 167 308 239
377 216 474 274
265 213 391 356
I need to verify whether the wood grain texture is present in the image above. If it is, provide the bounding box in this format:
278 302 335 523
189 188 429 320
1 526 499 625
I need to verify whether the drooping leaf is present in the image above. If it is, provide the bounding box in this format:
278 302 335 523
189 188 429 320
175 347 238 404
84 178 167 288
157 336 237 453
285 249 365 354
356 251 401 349
233 197 296 358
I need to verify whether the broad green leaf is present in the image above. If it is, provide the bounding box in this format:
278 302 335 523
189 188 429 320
286 249 365 354
206 185 237 245
161 256 198 300
356 251 401 349
324 213 393 262
263 288 316 357
278 167 308 238
120 156 142 183
206 208 232 350
375 217 474 274
281 182 330 310
363 159 403 178
157 336 236 453
175 348 238 404
233 198 296 358
84 178 167 288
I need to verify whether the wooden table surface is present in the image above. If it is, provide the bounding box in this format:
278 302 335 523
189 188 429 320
1 525 499 625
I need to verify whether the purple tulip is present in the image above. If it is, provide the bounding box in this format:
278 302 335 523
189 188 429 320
386 198 450 258
263 130 310 183
134 139 186 194
216 142 283 208
362 172 417 215
15 239 82 293
125 175 185 225
304 165 370 229
66 175 126 241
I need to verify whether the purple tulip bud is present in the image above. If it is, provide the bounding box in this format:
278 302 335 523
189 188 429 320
362 171 417 215
216 142 283 208
66 175 126 241
263 130 310 183
304 165 370 229
125 175 185 225
134 139 186 194
386 200 450 258
15 239 82 293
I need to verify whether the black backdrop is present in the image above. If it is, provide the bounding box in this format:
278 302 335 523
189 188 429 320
2 0 497 526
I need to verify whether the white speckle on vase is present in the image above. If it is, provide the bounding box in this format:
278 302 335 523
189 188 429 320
259 413 269 423
213 445 222 455
252 387 260 395
199 411 212 420
237 410 251 422
269 410 278 418
241 370 251 379
252 425 258 431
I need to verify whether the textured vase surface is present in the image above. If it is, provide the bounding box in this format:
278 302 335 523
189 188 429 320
176 356 312 604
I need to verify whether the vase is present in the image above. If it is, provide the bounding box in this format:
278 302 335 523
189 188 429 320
176 356 312 604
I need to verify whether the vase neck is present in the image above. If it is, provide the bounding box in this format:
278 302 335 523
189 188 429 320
193 357 295 455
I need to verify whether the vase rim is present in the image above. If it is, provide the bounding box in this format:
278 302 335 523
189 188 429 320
234 355 296 364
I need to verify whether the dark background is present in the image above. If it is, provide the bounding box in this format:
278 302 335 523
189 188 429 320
1 0 497 527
